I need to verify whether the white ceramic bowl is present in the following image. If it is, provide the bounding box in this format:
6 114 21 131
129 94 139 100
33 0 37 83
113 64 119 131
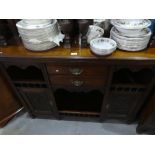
90 37 117 56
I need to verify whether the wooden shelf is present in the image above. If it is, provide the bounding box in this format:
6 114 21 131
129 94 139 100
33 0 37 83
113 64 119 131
13 80 46 84
59 110 100 117
0 45 155 64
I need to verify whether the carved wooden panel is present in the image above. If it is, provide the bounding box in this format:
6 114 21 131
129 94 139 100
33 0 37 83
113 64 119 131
19 88 55 116
106 89 144 119
101 66 155 122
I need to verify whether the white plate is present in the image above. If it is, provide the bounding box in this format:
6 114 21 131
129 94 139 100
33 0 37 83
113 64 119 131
116 28 151 37
22 40 57 51
110 27 151 40
111 19 151 29
111 35 149 46
110 27 150 52
19 29 60 42
16 19 64 51
111 19 151 36
111 34 150 45
110 35 149 51
117 45 147 51
23 19 52 25
16 19 57 30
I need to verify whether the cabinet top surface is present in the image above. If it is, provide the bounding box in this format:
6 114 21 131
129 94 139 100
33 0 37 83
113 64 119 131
1 45 155 63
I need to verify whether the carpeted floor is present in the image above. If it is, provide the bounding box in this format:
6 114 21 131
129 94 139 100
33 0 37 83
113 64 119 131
0 112 137 135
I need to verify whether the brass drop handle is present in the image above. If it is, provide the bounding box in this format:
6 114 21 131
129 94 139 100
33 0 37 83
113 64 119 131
69 68 83 75
106 104 109 110
71 80 84 87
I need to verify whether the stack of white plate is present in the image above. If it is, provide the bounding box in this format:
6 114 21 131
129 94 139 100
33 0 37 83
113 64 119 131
16 19 64 51
110 19 152 51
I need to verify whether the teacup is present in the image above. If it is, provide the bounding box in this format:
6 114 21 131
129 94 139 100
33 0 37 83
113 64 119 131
86 25 104 44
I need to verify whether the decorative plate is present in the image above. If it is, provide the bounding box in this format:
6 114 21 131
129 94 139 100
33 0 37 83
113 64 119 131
111 19 151 29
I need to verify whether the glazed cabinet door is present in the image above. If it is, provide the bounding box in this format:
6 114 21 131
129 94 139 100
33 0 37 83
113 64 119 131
19 88 58 117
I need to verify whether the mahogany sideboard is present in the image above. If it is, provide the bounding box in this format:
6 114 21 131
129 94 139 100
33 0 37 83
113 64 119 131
136 86 155 134
0 64 22 127
1 45 155 126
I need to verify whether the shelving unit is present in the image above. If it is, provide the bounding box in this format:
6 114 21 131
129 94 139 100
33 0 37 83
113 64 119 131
54 89 104 117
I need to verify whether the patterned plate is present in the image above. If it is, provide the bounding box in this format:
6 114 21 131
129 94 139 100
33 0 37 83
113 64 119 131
111 19 151 29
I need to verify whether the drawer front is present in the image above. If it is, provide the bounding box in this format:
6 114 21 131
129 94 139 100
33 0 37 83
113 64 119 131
50 75 106 88
46 63 107 76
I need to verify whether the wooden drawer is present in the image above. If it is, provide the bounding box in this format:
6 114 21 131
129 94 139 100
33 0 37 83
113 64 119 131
46 63 107 76
50 75 106 88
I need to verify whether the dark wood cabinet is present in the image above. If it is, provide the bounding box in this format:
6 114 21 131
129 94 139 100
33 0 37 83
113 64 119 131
1 45 155 127
2 60 155 123
47 61 107 118
3 63 59 119
137 87 155 134
1 19 155 134
101 66 155 123
0 66 22 127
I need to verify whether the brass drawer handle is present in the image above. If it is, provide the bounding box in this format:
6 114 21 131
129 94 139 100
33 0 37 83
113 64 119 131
106 104 109 110
69 68 83 75
71 80 84 87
